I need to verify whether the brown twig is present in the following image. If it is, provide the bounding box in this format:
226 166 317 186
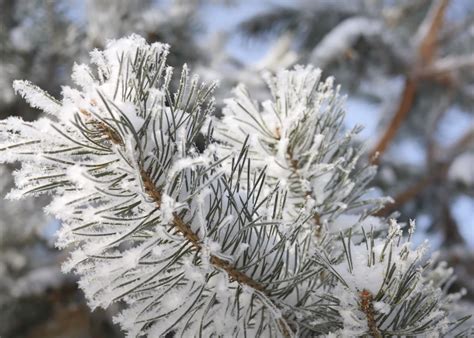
418 54 474 78
138 145 269 293
359 289 382 338
370 0 450 164
370 78 417 164
416 0 450 64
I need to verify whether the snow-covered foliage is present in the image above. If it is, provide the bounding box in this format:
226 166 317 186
315 220 467 337
214 66 390 236
0 35 470 337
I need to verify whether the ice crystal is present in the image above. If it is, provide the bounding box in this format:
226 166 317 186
0 35 470 337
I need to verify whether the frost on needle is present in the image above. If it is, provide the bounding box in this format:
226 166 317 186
0 35 470 337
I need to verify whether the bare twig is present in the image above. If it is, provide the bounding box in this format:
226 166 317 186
370 78 417 163
370 0 450 163
414 0 450 64
418 54 474 78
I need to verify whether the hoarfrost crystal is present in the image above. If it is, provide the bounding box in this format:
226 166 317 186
0 35 470 337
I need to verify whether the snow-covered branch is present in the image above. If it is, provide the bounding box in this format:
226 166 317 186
0 35 470 337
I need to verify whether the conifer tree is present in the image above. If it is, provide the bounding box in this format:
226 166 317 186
0 35 470 337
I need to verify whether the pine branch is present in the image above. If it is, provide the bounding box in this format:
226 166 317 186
1 36 319 337
145 163 269 293
215 66 386 237
141 162 296 336
89 107 271 294
419 54 474 77
313 220 466 337
0 34 469 337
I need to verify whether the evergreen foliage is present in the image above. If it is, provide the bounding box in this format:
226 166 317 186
0 35 470 337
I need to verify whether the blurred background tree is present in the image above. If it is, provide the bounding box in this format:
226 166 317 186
0 0 472 336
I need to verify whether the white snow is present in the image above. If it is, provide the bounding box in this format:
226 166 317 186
0 33 463 338
13 80 61 116
449 152 474 186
